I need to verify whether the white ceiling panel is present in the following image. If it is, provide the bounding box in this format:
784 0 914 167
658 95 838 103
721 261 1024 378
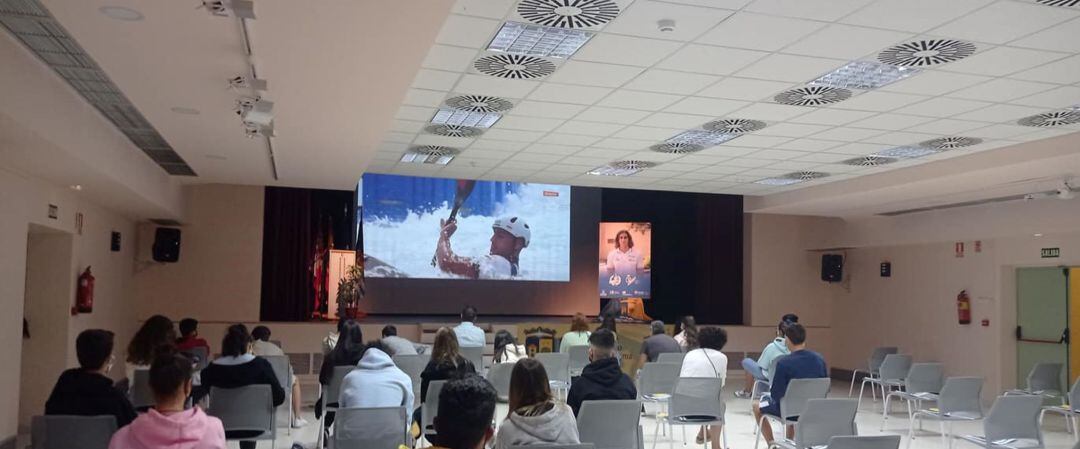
597 90 684 110
664 97 748 117
507 152 565 163
732 102 812 121
495 115 567 132
848 113 934 131
827 142 891 155
946 78 1058 103
788 108 876 125
413 69 461 91
940 46 1070 77
839 0 991 33
554 120 626 137
735 54 848 83
902 118 988 135
422 44 479 72
623 69 721 95
968 124 1045 140
791 152 852 163
435 14 502 48
509 101 588 119
1011 55 1080 84
811 127 886 142
744 0 874 22
453 74 539 98
603 1 734 42
1011 85 1080 109
893 97 993 118
390 120 426 133
832 91 929 112
537 133 602 146
745 148 808 160
545 61 645 88
729 134 793 148
1011 17 1080 54
470 139 529 151
756 122 832 138
636 112 711 129
396 105 435 122
861 131 940 145
403 88 448 107
695 12 825 52
523 143 584 155
574 34 684 67
954 104 1047 123
879 70 991 96
592 137 655 150
479 128 545 142
527 84 614 105
611 126 683 141
698 145 760 158
783 24 912 60
574 106 652 124
661 45 768 76
930 1 1077 45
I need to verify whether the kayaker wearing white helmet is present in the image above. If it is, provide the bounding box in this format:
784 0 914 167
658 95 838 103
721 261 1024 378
436 216 531 279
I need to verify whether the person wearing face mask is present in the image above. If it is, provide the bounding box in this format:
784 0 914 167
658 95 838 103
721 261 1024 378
565 328 636 416
46 329 137 427
751 323 827 445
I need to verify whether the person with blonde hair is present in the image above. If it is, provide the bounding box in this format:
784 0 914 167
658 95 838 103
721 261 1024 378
559 313 591 353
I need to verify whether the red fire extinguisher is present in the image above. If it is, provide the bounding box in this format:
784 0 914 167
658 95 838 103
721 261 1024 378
73 266 94 315
957 289 971 325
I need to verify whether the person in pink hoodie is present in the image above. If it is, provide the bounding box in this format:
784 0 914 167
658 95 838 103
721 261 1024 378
109 351 226 449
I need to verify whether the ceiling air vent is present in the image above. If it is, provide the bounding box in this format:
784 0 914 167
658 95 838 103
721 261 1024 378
517 0 620 28
702 118 767 134
424 124 483 138
587 160 657 176
842 155 898 166
650 142 704 154
474 54 556 79
786 171 829 181
919 136 982 150
401 145 459 165
774 86 852 106
1017 109 1080 127
444 95 514 113
1032 0 1080 7
878 39 977 67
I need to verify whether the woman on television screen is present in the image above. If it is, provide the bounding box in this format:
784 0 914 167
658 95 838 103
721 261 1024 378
605 230 644 277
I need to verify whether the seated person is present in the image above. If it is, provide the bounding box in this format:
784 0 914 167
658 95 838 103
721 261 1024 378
339 341 414 409
736 314 797 398
317 319 365 424
416 328 477 429
125 315 176 385
492 330 527 364
174 318 211 356
680 327 729 448
197 325 285 449
494 359 580 449
453 306 485 348
558 313 591 353
430 375 497 449
635 320 682 376
566 328 636 416
381 325 419 356
250 325 307 428
108 351 226 449
752 323 827 444
46 329 137 427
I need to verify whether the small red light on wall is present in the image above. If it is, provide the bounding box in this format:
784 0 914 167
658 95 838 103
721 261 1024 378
981 319 989 327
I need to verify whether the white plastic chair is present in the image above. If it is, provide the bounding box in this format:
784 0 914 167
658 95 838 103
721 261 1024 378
657 352 685 365
129 368 154 411
1039 376 1080 441
668 377 726 449
848 347 898 397
908 377 985 449
262 354 293 432
827 435 901 449
956 395 1045 449
393 353 430 409
317 365 354 448
578 400 643 449
461 346 484 372
1007 362 1065 404
486 362 514 402
207 384 277 449
770 398 858 449
537 352 571 399
754 377 831 449
568 345 589 377
858 354 912 411
882 362 944 430
421 380 447 446
31 415 116 449
333 406 409 449
638 362 682 443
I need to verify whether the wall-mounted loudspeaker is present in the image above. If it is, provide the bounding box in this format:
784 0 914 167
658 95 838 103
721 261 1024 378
152 227 181 263
821 254 843 283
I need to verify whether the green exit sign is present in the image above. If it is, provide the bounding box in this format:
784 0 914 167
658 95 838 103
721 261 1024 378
1041 247 1060 258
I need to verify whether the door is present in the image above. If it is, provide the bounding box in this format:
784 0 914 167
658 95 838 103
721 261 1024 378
1016 267 1068 392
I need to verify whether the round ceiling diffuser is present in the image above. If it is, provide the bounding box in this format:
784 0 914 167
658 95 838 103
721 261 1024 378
878 39 977 67
784 171 829 181
842 155 898 167
613 160 658 170
1017 109 1080 127
702 118 767 134
650 142 704 154
409 145 460 156
1033 0 1080 7
919 136 982 150
444 95 514 113
517 0 620 28
424 124 483 138
774 86 852 106
474 54 556 79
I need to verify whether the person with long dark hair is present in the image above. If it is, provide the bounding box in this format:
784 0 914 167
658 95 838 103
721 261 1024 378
126 315 176 383
674 315 699 350
415 327 477 433
493 359 580 449
316 319 365 425
493 330 527 364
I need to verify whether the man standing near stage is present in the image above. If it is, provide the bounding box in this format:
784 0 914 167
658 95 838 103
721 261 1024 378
437 216 530 280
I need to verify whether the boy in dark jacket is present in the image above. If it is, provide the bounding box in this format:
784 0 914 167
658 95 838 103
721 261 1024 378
566 328 636 416
46 329 137 426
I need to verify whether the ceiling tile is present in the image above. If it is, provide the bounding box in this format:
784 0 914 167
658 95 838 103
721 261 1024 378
954 104 1047 123
756 123 832 138
575 148 637 160
523 143 584 155
554 121 626 137
946 79 1057 103
783 24 912 60
470 139 529 151
848 113 934 131
545 61 645 88
507 152 566 163
460 149 511 160
496 160 546 171
403 88 447 107
1011 55 1080 84
537 133 602 146
436 14 502 48
788 108 876 125
860 131 940 145
827 142 890 155
676 154 732 165
879 70 990 96
732 102 811 121
592 137 655 150
658 0 752 9
604 1 734 41
735 54 847 83
383 132 416 143
699 146 761 158
574 34 684 67
663 97 749 116
811 127 885 142
623 70 721 95
697 77 795 101
509 101 587 119
839 0 991 33
791 152 851 163
636 112 711 129
745 0 873 21
762 160 820 171
396 105 434 122
454 74 539 98
832 91 929 112
729 134 793 148
451 0 515 18
574 107 652 124
1011 85 1080 109
611 126 683 141
390 120 425 133
495 115 566 132
597 90 684 110
413 69 461 91
480 128 545 142
1011 17 1080 54
967 124 1042 140
893 97 992 117
660 45 768 76
940 46 1070 77
695 12 825 52
422 45 478 72
744 148 809 160
902 118 988 135
929 1 1078 45
527 84 613 105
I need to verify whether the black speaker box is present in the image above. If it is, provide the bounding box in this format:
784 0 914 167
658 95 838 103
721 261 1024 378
821 254 843 282
152 227 181 263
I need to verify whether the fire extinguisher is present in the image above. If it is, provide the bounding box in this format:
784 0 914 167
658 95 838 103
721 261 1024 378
73 266 94 315
957 289 971 325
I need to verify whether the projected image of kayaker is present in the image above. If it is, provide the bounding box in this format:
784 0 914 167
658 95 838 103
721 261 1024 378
436 216 530 280
605 230 645 281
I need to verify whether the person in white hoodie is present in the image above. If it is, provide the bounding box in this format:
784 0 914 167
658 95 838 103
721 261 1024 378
109 351 226 449
338 341 415 410
493 359 580 449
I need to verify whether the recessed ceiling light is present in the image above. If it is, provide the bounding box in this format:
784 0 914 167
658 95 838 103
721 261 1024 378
99 6 143 21
872 146 940 159
812 60 919 90
70 184 83 191
170 107 201 115
754 177 803 186
431 108 502 128
878 39 976 67
587 160 657 176
1034 233 1044 237
401 146 459 165
665 130 739 147
487 22 595 59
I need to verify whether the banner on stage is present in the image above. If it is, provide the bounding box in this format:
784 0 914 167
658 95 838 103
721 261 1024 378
599 222 651 299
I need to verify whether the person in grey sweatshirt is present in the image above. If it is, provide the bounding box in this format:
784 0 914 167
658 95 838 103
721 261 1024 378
338 341 414 410
494 359 580 449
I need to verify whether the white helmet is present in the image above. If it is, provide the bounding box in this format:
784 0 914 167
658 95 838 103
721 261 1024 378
492 216 531 247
